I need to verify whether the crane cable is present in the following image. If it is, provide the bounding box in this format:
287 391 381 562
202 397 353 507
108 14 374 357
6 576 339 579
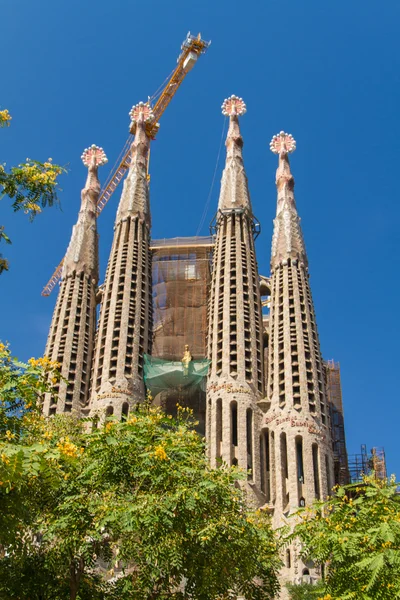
149 66 176 104
99 67 177 202
196 116 227 235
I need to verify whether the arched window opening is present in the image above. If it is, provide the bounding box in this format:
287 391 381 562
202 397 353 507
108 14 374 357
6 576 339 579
231 401 238 446
246 408 253 478
270 431 276 503
216 398 222 463
296 435 304 505
260 429 270 501
286 549 291 569
106 405 114 417
121 402 129 422
312 444 320 499
296 437 304 482
281 432 289 508
230 401 238 466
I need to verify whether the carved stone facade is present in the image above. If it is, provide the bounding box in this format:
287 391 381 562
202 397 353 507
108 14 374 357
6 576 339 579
265 132 334 589
88 105 153 419
44 100 338 595
43 146 107 415
206 97 264 503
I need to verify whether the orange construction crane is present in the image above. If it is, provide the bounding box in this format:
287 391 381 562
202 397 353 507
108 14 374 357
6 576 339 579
42 32 210 297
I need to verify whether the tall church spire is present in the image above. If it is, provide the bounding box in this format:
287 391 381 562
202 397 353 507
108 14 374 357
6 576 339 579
89 103 153 419
265 134 334 582
207 96 263 494
44 145 107 415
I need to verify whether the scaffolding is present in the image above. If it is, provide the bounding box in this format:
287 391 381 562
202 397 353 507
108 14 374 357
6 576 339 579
151 236 213 360
147 236 214 435
348 445 387 483
325 360 350 485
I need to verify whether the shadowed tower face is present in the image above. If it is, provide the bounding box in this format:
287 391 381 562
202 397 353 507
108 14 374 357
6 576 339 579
44 145 107 415
207 96 264 492
89 103 153 419
264 132 334 587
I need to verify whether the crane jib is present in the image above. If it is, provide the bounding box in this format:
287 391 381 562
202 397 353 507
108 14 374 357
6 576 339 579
41 33 210 297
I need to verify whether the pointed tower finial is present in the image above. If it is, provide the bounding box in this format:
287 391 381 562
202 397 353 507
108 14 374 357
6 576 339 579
217 95 252 211
81 144 108 194
128 101 154 167
270 131 296 196
221 95 246 159
269 131 306 265
81 144 108 168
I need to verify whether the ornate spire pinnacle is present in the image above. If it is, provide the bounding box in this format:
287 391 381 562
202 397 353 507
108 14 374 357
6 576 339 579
62 145 107 279
115 102 153 223
129 102 153 162
218 95 251 211
270 131 296 212
81 144 108 199
221 95 246 159
269 132 307 267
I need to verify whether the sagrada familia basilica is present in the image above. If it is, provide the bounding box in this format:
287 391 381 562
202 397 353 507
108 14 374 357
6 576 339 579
43 92 350 591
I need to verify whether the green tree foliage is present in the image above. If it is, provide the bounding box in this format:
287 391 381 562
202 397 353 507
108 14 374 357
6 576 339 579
294 477 400 600
286 581 325 600
0 109 65 273
0 344 281 600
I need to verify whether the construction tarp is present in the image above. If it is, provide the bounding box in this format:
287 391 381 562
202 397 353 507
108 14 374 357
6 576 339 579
144 354 210 397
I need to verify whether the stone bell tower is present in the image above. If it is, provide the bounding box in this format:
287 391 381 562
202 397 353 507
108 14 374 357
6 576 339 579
89 103 153 419
263 131 334 584
206 96 264 498
44 145 107 415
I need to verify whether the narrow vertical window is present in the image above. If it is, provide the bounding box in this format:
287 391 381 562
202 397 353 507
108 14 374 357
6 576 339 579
296 437 304 482
260 429 270 501
231 401 238 446
312 444 320 499
286 549 291 568
296 435 304 505
246 408 253 478
106 405 114 417
216 398 222 462
121 402 129 422
260 435 265 493
281 432 289 508
270 431 276 503
231 401 238 466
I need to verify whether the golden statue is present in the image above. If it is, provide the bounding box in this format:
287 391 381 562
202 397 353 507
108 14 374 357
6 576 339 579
181 344 192 376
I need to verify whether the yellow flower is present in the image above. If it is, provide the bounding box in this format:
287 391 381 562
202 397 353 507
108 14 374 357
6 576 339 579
42 430 53 440
57 436 80 458
5 430 15 440
0 109 12 127
1 453 10 465
154 445 168 461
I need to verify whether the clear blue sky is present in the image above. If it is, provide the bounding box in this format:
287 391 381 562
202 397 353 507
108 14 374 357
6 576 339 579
1 0 399 476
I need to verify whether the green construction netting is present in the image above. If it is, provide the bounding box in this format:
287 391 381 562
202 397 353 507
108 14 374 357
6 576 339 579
144 354 210 397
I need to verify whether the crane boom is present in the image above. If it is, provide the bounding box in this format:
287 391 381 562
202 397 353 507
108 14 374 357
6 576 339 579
42 32 210 297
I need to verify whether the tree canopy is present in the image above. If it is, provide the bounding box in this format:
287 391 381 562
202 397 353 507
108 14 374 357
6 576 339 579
294 477 400 600
0 343 281 600
0 109 65 273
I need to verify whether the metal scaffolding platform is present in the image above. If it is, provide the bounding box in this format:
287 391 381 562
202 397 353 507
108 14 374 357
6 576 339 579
348 444 387 483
